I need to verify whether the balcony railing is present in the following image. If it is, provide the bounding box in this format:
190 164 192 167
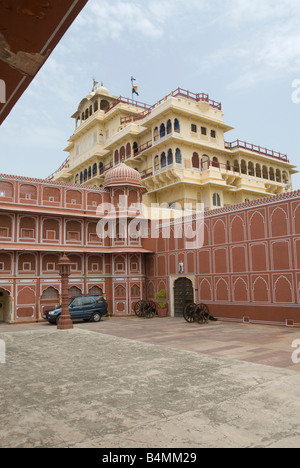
225 140 289 163
105 96 152 115
47 157 70 181
133 140 153 158
140 159 288 184
120 87 222 126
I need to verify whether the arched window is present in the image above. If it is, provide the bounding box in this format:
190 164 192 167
241 160 247 174
167 149 173 165
94 101 98 112
175 148 182 164
100 100 109 111
201 155 210 171
192 152 200 169
99 162 104 175
174 119 180 133
283 171 289 184
81 112 85 121
114 150 119 165
153 127 159 142
226 160 231 171
167 119 172 135
42 287 59 300
116 285 125 297
93 163 98 177
256 164 262 178
75 174 79 184
160 123 166 138
212 193 221 207
161 152 166 168
126 143 131 159
89 105 93 116
88 166 92 179
248 162 254 176
120 146 125 161
234 160 240 173
154 155 160 172
276 169 282 183
269 167 275 181
85 109 89 120
131 284 140 298
69 286 82 299
133 142 138 155
88 285 103 296
212 157 219 168
84 169 88 182
80 172 83 184
263 165 269 179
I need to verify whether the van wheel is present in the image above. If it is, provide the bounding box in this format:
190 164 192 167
92 312 101 323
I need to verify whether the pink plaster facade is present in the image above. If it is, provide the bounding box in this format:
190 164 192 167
0 172 300 327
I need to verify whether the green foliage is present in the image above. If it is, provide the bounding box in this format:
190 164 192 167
155 290 167 310
155 289 166 300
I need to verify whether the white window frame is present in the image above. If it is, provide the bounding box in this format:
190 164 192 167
46 263 55 272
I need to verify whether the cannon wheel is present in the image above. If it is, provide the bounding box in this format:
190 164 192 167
144 301 157 319
134 300 146 318
195 304 209 324
184 303 196 323
198 303 210 322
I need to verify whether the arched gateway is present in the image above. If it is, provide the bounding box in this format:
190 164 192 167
173 278 194 317
0 289 12 323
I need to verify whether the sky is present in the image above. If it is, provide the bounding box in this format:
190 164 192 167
1 0 300 188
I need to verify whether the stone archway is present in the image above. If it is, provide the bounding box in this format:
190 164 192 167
173 278 194 317
0 289 12 323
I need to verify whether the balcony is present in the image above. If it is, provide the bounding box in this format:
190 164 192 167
120 87 222 126
47 157 70 181
225 140 289 163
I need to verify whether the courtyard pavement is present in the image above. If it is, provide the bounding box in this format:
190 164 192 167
0 317 300 448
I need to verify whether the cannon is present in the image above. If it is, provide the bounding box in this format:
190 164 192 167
183 303 215 324
134 300 157 319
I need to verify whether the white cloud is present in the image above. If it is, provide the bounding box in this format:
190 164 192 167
77 0 168 40
191 0 300 89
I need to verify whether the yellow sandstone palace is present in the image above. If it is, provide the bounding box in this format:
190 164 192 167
51 84 297 210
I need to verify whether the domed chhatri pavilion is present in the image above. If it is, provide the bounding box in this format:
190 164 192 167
0 83 300 327
104 163 144 189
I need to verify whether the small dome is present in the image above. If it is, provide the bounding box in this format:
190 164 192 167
104 163 142 188
95 85 109 96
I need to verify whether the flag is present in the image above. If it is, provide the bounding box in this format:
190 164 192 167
131 76 139 96
132 85 139 96
92 78 99 91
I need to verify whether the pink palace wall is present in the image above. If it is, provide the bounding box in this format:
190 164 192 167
145 191 300 327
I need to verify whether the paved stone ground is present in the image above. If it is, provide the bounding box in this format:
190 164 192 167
0 319 300 448
1 317 299 371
